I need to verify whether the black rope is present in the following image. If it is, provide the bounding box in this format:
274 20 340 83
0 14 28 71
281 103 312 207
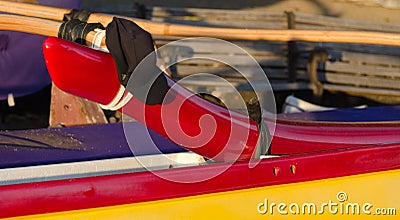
58 19 104 45
63 9 92 22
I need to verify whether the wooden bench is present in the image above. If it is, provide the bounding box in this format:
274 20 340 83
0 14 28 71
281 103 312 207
145 6 400 106
292 13 400 104
84 3 400 108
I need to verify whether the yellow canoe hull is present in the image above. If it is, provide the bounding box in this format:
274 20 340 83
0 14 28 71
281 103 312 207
10 169 399 220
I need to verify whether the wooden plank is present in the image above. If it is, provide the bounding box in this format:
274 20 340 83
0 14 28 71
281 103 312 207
173 55 286 67
173 65 288 80
295 57 400 78
146 6 286 22
324 84 400 96
294 24 356 31
297 50 400 67
323 72 400 90
323 62 400 78
147 6 400 33
146 6 400 96
147 6 287 29
295 13 400 33
4 3 400 46
338 51 400 66
297 42 400 56
174 65 310 80
177 76 310 91
148 18 287 29
154 38 287 56
49 84 108 127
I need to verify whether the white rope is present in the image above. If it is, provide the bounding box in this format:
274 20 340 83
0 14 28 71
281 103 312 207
99 85 124 110
7 93 15 107
107 92 133 111
90 29 135 111
91 28 108 52
99 85 134 111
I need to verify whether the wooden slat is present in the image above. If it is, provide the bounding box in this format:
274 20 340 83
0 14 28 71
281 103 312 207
323 62 400 78
174 55 286 67
147 5 287 29
296 58 400 78
295 13 400 33
49 84 108 127
146 6 286 22
338 51 400 66
177 76 310 91
324 84 400 96
298 50 400 67
155 38 287 56
147 6 400 97
294 24 355 31
174 65 310 80
323 73 400 90
297 42 400 56
174 65 287 80
148 18 287 29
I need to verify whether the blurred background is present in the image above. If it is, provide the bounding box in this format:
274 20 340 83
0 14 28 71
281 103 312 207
83 0 400 24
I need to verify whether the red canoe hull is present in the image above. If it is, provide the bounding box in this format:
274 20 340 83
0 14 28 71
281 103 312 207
43 37 260 162
1 143 399 218
43 37 400 156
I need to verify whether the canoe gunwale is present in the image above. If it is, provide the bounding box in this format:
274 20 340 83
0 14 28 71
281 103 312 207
0 142 399 218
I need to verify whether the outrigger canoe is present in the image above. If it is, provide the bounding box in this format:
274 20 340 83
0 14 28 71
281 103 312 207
0 38 399 219
0 124 399 219
0 2 399 218
44 38 400 156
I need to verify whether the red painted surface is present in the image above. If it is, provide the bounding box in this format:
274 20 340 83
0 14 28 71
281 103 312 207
0 143 399 218
43 38 121 105
43 38 400 157
43 37 259 161
36 37 400 219
269 120 400 154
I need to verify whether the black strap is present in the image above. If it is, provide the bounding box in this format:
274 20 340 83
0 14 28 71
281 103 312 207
58 19 104 45
63 9 92 22
198 92 261 124
246 97 262 124
105 17 168 105
198 93 226 108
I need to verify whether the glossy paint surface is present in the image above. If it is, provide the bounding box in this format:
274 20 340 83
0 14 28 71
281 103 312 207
43 38 121 104
43 38 400 157
43 37 260 161
270 119 400 154
34 37 400 220
6 169 400 219
1 143 399 218
278 105 400 122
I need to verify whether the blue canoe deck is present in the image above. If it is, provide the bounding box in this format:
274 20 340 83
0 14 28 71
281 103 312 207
0 122 184 169
278 105 400 122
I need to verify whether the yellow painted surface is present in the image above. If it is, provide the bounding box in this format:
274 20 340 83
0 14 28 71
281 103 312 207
8 169 399 220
